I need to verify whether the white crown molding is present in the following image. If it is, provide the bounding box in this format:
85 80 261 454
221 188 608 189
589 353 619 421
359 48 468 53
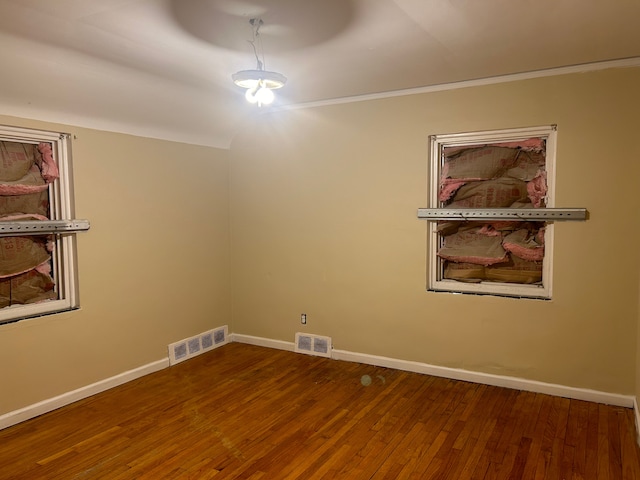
2 57 638 150
280 56 640 112
0 108 232 150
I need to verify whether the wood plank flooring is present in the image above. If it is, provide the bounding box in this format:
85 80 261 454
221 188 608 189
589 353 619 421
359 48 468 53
1 342 639 479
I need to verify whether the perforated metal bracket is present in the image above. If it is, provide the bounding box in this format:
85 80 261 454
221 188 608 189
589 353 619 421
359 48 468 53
417 208 587 221
0 219 90 237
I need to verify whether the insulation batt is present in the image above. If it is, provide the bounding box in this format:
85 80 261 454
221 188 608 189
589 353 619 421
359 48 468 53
502 228 545 262
0 236 51 278
438 221 521 236
440 178 473 202
443 138 545 157
440 143 546 202
437 229 508 266
443 256 543 284
440 146 519 201
0 142 59 194
505 151 546 182
0 140 59 307
0 141 36 181
0 213 49 222
448 177 529 208
0 268 56 307
0 190 49 217
442 146 519 180
444 262 485 282
437 137 548 282
0 164 48 195
484 256 543 284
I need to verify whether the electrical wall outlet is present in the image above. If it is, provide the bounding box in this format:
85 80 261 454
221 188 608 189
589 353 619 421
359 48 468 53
301 313 307 324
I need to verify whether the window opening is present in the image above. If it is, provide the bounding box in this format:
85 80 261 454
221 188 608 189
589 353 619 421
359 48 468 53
0 125 89 324
421 125 569 299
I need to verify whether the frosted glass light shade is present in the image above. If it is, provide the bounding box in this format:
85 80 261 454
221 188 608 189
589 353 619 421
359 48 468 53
232 70 287 90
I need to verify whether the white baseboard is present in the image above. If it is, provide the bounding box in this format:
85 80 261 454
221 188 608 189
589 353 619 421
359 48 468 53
2 332 635 432
230 333 295 352
331 348 633 408
231 333 633 408
635 397 640 447
0 358 169 431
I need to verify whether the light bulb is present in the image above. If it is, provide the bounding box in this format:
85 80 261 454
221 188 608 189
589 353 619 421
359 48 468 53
245 87 259 104
255 86 274 105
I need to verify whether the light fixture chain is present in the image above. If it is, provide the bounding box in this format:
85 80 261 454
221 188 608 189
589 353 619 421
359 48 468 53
248 18 266 71
232 17 286 106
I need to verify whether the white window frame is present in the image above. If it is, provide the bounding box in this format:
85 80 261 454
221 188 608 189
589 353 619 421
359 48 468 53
427 125 557 299
0 125 80 324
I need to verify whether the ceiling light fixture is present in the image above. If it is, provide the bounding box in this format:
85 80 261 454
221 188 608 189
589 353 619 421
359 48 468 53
232 18 286 107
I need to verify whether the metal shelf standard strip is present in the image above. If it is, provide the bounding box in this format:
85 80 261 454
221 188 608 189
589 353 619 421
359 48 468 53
0 220 90 236
417 208 587 221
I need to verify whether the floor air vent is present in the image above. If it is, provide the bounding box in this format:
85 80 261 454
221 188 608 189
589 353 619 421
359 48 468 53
168 325 229 365
295 332 332 358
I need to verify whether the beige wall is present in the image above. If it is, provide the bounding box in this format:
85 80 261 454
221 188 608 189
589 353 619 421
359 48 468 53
0 116 230 415
637 230 640 407
229 67 640 395
1 66 639 418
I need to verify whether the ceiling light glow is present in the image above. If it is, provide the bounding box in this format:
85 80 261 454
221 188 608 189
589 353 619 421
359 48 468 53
232 19 286 107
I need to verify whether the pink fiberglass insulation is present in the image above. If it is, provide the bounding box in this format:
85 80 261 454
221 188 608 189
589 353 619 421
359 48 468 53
0 213 49 222
476 225 504 237
439 178 472 202
442 138 545 157
37 143 59 183
0 164 48 195
436 136 550 285
440 139 547 203
502 229 544 262
0 143 58 195
527 171 547 208
0 140 58 308
35 260 52 275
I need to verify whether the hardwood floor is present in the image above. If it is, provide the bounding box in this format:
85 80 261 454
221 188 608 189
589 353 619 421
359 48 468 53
1 342 639 479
